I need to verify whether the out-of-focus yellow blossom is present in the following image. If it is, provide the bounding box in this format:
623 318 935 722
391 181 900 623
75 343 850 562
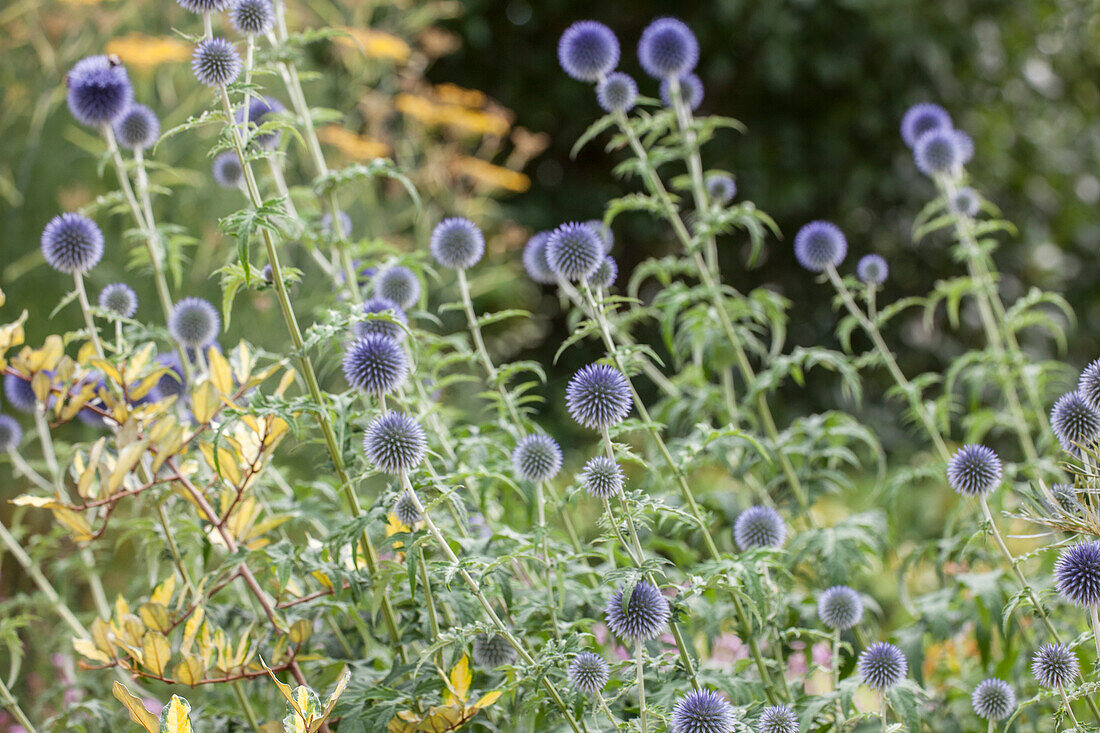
417 27 461 59
106 34 190 70
454 156 529 193
336 27 411 63
395 94 510 137
317 125 391 160
434 83 486 109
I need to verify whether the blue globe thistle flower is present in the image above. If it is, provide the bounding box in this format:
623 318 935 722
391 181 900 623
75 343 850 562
354 297 408 341
1031 643 1078 688
236 96 284 150
856 254 888 286
557 21 619 81
212 151 243 188
168 297 220 348
591 256 618 290
946 444 1002 497
1051 390 1100 454
512 433 563 482
342 334 408 396
948 186 980 217
734 505 786 550
364 411 426 474
757 704 798 733
568 652 610 694
794 220 847 272
857 642 907 690
971 678 1015 721
373 266 421 310
605 580 670 641
596 72 638 113
900 103 951 148
705 174 737 205
579 455 624 498
670 689 734 733
150 353 186 402
98 283 137 318
75 377 109 428
113 104 160 150
230 0 274 36
472 633 516 668
320 209 352 238
660 73 703 110
566 363 632 429
41 213 104 274
638 18 699 79
392 490 421 527
177 0 231 13
1050 483 1081 515
192 38 241 87
4 375 37 413
547 222 604 282
913 128 961 177
0 415 23 452
66 55 133 127
818 585 863 630
583 220 614 253
953 129 974 164
262 264 274 283
1054 541 1100 607
430 217 485 270
523 232 556 284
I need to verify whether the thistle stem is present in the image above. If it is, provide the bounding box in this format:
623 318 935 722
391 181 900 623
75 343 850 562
635 639 648 733
231 680 263 732
0 676 37 733
1059 687 1081 729
1091 606 1100 661
8 449 53 492
536 481 561 639
73 273 104 358
833 628 844 723
0 519 88 639
880 692 888 733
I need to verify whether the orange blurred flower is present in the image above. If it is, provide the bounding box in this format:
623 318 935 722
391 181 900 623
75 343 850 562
454 156 529 193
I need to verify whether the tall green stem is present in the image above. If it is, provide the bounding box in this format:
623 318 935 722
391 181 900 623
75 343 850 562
635 640 648 733
0 676 37 733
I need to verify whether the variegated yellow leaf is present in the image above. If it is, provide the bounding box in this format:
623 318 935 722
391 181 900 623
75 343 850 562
73 637 111 664
159 694 193 733
142 632 171 676
138 603 170 633
181 607 204 655
191 381 218 424
150 576 176 607
112 682 159 733
174 656 204 687
208 347 234 397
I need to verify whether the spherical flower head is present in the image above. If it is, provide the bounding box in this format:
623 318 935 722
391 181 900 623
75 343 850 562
557 21 619 81
1031 643 1078 688
230 0 274 36
4 374 37 413
590 256 618 290
579 455 624 498
41 213 104 274
364 411 426 474
856 254 888 286
212 151 243 188
605 580 670 641
192 37 241 87
1079 360 1100 413
430 217 485 270
113 104 160 151
757 704 798 733
568 652 610 695
900 103 951 148
1051 390 1100 454
818 585 863 630
705 174 737 205
1050 483 1081 515
151 353 186 401
670 689 734 733
793 220 846 272
522 232 556 284
392 490 421 527
971 678 1015 721
342 334 408 396
948 186 980 217
1054 541 1100 607
472 633 516 668
373 266 421 310
857 642 907 691
638 18 699 79
237 96 284 150
0 415 23 452
596 72 638 113
583 220 614 253
913 128 961 177
946 444 1002 497
98 283 138 318
566 363 632 429
954 129 975 164
734 505 786 550
512 433 563 482
177 0 231 13
169 297 220 348
354 297 408 341
660 73 703 110
547 222 604 281
66 55 133 127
